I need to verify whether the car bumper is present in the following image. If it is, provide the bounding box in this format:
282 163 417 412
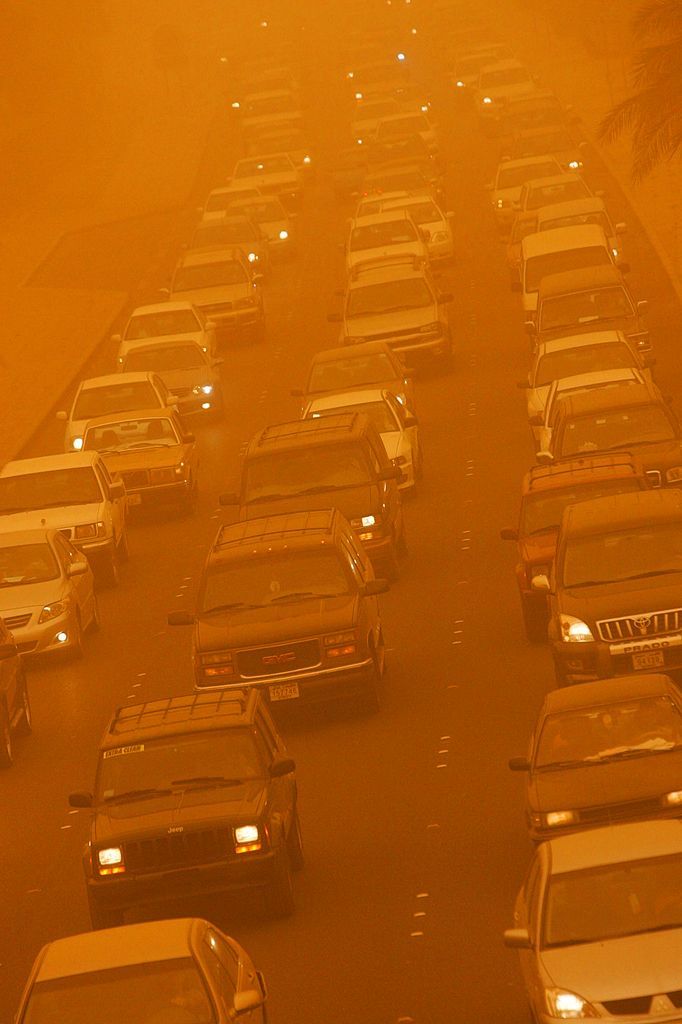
197 307 262 332
195 658 375 705
551 631 682 684
387 332 451 363
10 610 79 656
529 805 682 844
126 481 191 508
170 393 219 416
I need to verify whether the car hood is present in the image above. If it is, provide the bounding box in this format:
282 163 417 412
196 594 358 650
239 481 380 522
560 570 682 623
93 780 269 841
529 749 682 812
539 930 682 1004
0 505 104 531
520 530 557 566
171 283 250 305
345 306 436 337
100 444 191 473
155 368 213 392
348 241 426 268
0 579 67 613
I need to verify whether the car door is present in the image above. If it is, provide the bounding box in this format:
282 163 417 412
515 851 545 1013
389 392 419 464
54 533 91 622
94 460 124 545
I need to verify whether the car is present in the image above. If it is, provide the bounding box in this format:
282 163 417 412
517 224 619 316
535 196 627 266
292 340 415 411
373 111 438 154
351 96 401 145
69 690 301 924
15 918 268 1021
117 339 224 420
538 489 682 686
220 413 406 578
509 673 682 840
0 528 98 660
503 819 682 1023
520 329 656 434
82 409 199 515
56 371 173 452
245 125 313 177
538 368 649 444
500 454 650 642
449 42 513 94
112 301 217 360
188 213 270 274
240 89 303 137
231 153 302 210
345 58 410 100
361 163 445 208
497 91 573 140
530 265 651 349
506 124 587 173
378 194 454 261
228 195 295 256
198 183 262 219
331 147 370 198
168 248 265 343
344 209 428 272
519 171 594 213
474 59 537 125
487 156 564 231
0 452 128 586
304 388 422 490
330 254 453 368
168 509 388 710
506 210 540 282
0 614 29 767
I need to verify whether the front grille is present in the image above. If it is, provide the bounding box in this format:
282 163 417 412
3 613 31 630
170 386 193 398
124 827 233 873
601 995 652 1015
121 470 150 489
371 326 428 342
199 302 234 315
579 796 663 825
597 607 682 642
237 638 321 678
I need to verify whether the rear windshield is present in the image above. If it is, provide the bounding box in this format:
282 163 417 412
558 405 676 458
496 161 558 190
540 212 611 234
524 178 590 210
350 219 418 251
525 245 610 293
73 382 159 420
308 353 397 393
123 344 205 373
244 444 373 501
534 341 635 386
539 287 634 332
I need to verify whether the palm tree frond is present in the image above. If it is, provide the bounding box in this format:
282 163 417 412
633 0 682 38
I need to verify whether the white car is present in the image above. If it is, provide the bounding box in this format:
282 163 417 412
535 196 627 266
519 172 594 213
351 96 401 145
374 111 439 154
198 184 262 220
57 372 172 452
537 367 647 445
112 301 217 359
521 329 655 432
227 195 295 256
0 528 98 658
518 224 616 316
0 452 128 586
345 210 428 272
117 339 224 419
379 195 454 261
487 156 563 230
475 59 536 122
504 819 682 1023
304 388 422 489
231 153 302 209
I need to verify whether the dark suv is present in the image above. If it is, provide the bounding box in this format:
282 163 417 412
169 509 388 710
69 689 301 926
221 413 406 577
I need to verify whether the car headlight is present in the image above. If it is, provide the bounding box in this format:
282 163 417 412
303 154 311 164
247 251 258 262
38 601 68 624
559 614 594 643
568 159 583 170
545 988 598 1019
72 436 84 451
97 846 126 875
231 101 240 109
496 198 507 208
663 790 682 806
420 321 440 333
74 522 106 540
279 229 289 240
544 810 577 828
666 466 682 483
354 90 363 99
234 824 262 852
455 80 465 88
192 383 213 395
482 96 493 105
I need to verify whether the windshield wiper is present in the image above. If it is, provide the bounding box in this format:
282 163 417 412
537 759 591 771
268 591 347 603
171 775 251 788
610 569 682 582
103 787 172 803
565 579 610 588
202 601 264 614
588 745 677 763
295 483 361 495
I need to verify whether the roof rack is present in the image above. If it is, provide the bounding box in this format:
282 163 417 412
214 510 335 549
108 691 251 737
257 413 359 447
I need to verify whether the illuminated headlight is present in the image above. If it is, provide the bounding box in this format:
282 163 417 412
303 155 311 165
279 229 289 240
663 790 682 806
545 988 598 1019
346 71 354 80
560 615 594 643
74 522 106 540
612 247 619 259
362 515 376 527
568 159 583 170
482 96 493 105
544 810 577 828
666 466 682 483
356 137 364 145
97 846 125 875
192 384 213 395
396 52 406 61
496 198 507 208
247 251 258 262
234 825 261 853
231 101 240 109
72 436 84 451
355 91 363 100
396 392 406 406
38 601 67 624
200 651 234 677
456 80 465 88
419 321 440 334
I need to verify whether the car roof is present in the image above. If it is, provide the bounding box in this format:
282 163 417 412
522 224 608 258
213 510 343 560
35 918 203 980
498 155 562 172
547 820 682 875
80 372 155 390
351 209 413 226
536 196 608 222
0 452 100 477
525 174 585 192
0 528 61 547
178 248 245 268
310 340 398 365
538 263 625 296
543 672 673 715
524 453 643 493
128 301 196 316
102 690 258 748
538 331 626 355
253 412 372 453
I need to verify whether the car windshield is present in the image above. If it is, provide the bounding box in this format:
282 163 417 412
525 246 610 293
73 383 159 420
234 156 293 176
310 400 398 434
244 95 296 116
205 188 258 211
497 162 558 189
379 115 428 137
524 178 590 210
543 854 682 947
347 278 433 316
534 342 636 386
350 220 418 251
124 310 199 340
557 404 676 459
200 549 352 613
84 417 180 453
244 444 372 501
540 287 635 332
123 344 205 373
309 353 397 392
96 730 264 802
387 201 441 225
535 695 682 770
0 543 60 587
0 468 102 513
22 959 216 1024
479 66 531 87
232 199 286 223
562 521 682 588
541 212 611 234
191 222 259 247
520 478 642 536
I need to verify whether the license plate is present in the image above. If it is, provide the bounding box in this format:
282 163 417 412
632 651 664 670
127 493 142 506
269 682 300 701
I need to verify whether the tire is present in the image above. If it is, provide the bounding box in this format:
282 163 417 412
287 809 304 872
117 530 129 563
265 844 295 918
0 702 13 768
89 898 124 930
99 549 120 588
15 672 32 737
69 611 84 661
359 636 384 714
522 600 548 644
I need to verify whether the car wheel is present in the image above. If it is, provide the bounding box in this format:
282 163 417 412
522 600 548 644
117 529 130 563
0 702 13 768
265 844 295 918
99 549 119 588
69 612 84 661
288 809 304 871
15 672 32 737
89 898 124 930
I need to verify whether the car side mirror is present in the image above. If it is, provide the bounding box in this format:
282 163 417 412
510 280 521 292
234 990 264 1015
67 561 89 578
508 756 530 771
290 388 304 397
167 611 194 626
378 466 402 482
0 642 17 660
524 321 536 335
403 414 418 428
219 491 239 505
438 292 453 303
56 410 68 422
68 791 93 809
110 333 122 344
503 928 531 949
536 450 553 465
637 299 649 314
327 312 343 323
500 527 518 541
615 222 627 235
183 433 196 443
531 573 551 592
109 481 126 500
269 756 296 778
364 578 389 596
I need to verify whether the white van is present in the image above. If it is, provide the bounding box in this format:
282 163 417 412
518 224 615 316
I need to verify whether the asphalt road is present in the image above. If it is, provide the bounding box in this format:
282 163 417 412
3 9 682 1024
